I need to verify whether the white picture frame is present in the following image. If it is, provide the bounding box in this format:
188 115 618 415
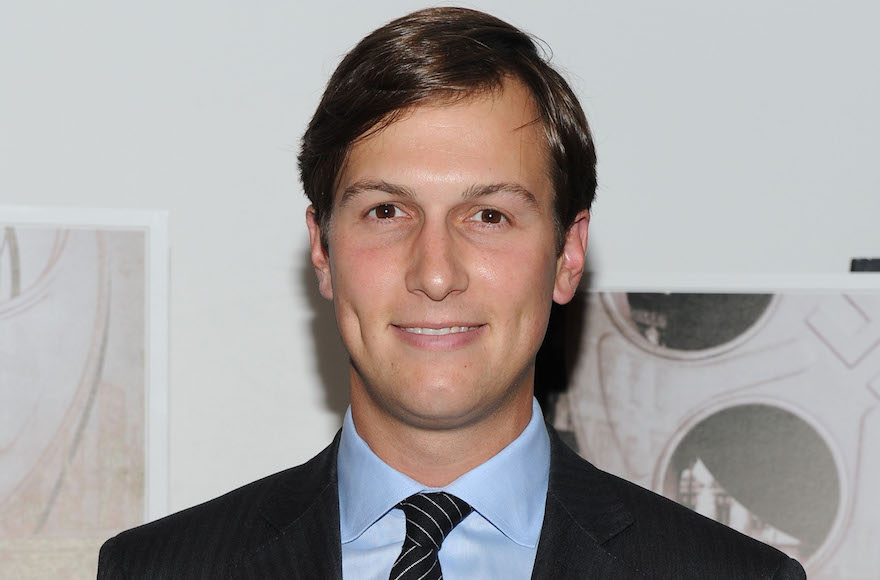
0 206 168 577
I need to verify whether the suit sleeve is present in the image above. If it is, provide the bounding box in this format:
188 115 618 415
97 535 127 579
772 557 807 580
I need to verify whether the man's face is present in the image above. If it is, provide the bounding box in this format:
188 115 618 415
307 80 588 432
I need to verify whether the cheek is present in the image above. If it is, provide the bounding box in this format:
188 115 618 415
330 244 400 317
474 243 558 314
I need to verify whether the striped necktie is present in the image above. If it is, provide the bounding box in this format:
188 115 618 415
389 492 473 580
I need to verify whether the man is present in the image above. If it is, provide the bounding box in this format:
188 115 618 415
98 7 806 579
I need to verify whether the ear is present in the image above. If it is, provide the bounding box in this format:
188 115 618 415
552 210 590 305
306 206 334 301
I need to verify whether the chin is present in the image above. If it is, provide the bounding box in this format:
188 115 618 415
405 385 517 428
387 380 477 422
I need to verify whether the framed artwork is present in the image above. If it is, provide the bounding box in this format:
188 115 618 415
548 273 880 580
0 207 167 579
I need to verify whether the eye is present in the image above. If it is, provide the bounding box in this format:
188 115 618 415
367 204 400 219
468 208 508 225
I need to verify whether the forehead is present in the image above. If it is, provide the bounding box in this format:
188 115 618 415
336 81 552 202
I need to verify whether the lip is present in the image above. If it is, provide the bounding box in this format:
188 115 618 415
391 323 486 350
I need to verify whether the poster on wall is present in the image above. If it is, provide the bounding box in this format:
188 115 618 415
549 274 880 580
0 207 167 580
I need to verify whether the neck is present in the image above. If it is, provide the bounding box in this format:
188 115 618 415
349 378 535 487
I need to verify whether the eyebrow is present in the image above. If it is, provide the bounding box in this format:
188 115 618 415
338 179 540 211
462 182 539 210
338 179 416 208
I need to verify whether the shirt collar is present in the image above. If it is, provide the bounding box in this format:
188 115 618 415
337 398 550 548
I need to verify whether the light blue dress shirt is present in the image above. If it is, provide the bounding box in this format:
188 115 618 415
337 398 550 580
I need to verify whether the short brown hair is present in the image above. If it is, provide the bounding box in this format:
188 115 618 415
298 7 596 249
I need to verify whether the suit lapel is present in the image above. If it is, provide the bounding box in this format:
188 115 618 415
531 427 645 579
225 425 643 578
232 432 343 580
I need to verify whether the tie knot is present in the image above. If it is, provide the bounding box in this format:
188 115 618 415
397 492 473 551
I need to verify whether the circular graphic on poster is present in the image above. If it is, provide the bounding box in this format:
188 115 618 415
663 404 840 561
603 292 774 359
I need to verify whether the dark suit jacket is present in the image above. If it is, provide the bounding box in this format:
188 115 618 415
98 427 806 579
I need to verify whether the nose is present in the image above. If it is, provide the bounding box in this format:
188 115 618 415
405 219 468 301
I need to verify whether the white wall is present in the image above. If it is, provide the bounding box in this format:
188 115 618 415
1 1 877 513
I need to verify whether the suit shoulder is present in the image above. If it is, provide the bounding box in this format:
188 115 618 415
98 437 338 578
600 469 806 579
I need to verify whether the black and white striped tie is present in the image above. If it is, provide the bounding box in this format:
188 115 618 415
389 492 473 580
